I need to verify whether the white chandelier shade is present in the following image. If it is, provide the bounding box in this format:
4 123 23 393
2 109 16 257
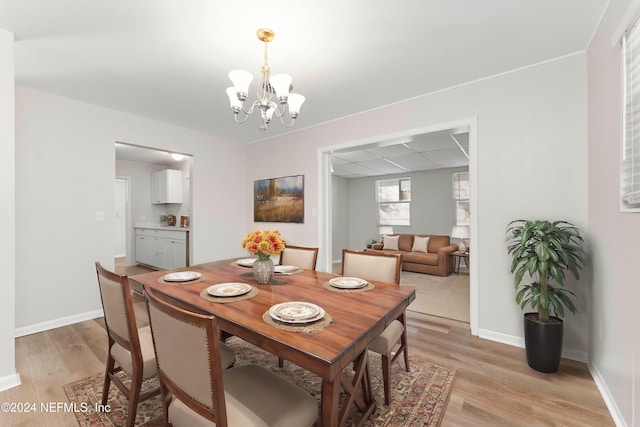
226 28 305 129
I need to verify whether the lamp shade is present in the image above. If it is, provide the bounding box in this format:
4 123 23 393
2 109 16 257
287 93 305 116
451 225 470 239
226 87 242 108
379 226 394 235
269 74 292 99
228 70 253 96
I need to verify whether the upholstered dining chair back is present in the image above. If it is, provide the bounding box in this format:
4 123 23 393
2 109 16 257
145 286 227 425
144 287 319 427
340 250 409 405
279 245 319 270
94 262 159 427
341 249 402 284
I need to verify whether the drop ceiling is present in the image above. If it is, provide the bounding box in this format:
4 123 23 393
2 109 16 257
331 130 469 178
0 1 608 145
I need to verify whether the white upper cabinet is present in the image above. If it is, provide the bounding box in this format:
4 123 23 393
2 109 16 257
152 169 183 204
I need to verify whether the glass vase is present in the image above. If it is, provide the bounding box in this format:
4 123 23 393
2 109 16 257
253 258 275 284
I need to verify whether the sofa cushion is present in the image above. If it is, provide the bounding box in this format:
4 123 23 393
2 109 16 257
397 234 414 252
426 235 450 253
411 236 430 253
402 251 438 266
382 235 399 250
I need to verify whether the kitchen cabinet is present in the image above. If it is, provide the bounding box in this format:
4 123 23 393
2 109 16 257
151 169 183 204
135 227 189 269
162 230 188 270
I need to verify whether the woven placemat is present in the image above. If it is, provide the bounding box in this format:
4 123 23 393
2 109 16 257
322 281 375 293
157 275 206 286
262 311 333 333
199 286 259 303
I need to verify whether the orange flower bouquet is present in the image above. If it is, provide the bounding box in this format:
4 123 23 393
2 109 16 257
241 230 286 261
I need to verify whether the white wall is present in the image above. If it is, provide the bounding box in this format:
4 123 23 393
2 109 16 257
14 86 248 334
0 29 19 391
587 0 640 425
248 53 589 359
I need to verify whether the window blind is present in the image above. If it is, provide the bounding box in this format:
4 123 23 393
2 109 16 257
453 172 470 225
376 178 411 226
622 19 640 210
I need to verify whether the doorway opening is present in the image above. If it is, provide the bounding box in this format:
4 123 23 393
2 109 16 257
318 117 478 335
114 142 194 270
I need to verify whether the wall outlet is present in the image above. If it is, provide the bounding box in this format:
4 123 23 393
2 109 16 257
96 211 105 221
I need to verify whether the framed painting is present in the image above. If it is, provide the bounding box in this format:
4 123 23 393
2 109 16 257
254 175 304 223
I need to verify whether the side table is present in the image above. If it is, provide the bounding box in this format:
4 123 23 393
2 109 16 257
452 251 469 274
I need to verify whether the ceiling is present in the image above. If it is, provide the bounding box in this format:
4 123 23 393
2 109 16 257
331 129 469 178
0 1 608 148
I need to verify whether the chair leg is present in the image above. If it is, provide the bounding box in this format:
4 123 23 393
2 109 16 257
101 355 115 406
381 354 392 405
402 328 410 372
278 357 284 368
125 371 143 427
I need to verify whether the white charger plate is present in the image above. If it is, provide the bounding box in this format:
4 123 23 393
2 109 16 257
236 258 257 267
328 277 368 289
163 271 202 282
274 265 297 274
207 282 252 297
269 302 325 324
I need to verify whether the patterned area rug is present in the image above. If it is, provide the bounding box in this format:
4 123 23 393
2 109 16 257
64 337 455 427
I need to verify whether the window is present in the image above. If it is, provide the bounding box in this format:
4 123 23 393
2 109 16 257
622 18 640 211
377 178 411 226
453 171 470 225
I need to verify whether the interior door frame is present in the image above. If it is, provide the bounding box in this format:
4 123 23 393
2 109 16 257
317 116 479 336
115 176 132 264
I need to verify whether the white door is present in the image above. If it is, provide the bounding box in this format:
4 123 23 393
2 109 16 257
115 179 127 257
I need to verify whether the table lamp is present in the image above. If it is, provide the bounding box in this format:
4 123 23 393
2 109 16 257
451 225 470 253
378 226 394 243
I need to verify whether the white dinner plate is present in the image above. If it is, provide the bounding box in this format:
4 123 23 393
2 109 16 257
163 271 202 282
274 265 297 274
236 258 257 267
207 282 252 297
328 277 368 289
269 302 325 324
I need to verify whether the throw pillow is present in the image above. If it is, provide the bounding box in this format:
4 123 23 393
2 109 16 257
412 236 430 253
382 235 399 250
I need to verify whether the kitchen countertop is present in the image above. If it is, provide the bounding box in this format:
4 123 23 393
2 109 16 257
134 223 190 231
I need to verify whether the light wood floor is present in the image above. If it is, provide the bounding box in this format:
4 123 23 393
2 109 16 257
0 263 615 426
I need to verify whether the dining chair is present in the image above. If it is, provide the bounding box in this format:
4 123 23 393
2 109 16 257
341 249 409 405
144 286 319 427
95 262 161 427
279 244 319 270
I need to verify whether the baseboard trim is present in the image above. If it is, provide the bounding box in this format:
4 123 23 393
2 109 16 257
15 309 104 338
478 328 588 363
0 372 21 392
479 328 524 348
589 362 628 427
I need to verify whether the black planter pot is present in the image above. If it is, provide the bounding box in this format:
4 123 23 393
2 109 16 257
523 313 563 373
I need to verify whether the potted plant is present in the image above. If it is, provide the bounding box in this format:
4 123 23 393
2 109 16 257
505 220 585 373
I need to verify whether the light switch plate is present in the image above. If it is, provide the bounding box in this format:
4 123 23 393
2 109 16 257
96 211 105 221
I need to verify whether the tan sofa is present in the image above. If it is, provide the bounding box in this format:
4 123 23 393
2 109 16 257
368 233 458 276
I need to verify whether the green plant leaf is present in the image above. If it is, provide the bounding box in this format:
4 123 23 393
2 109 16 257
506 219 584 320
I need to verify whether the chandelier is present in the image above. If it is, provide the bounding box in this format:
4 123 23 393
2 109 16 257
226 28 305 130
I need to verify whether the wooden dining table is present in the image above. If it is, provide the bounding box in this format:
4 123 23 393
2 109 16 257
129 258 415 427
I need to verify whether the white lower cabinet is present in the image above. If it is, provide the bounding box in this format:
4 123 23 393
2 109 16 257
135 228 189 269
